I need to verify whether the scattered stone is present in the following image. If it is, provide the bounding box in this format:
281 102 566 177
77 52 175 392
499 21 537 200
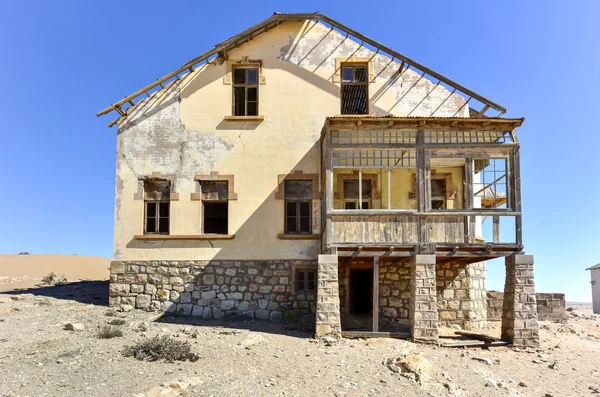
109 318 127 326
104 310 118 317
386 352 432 383
554 343 565 350
120 304 134 312
472 357 493 365
518 381 527 387
549 362 560 370
64 323 85 332
589 386 600 393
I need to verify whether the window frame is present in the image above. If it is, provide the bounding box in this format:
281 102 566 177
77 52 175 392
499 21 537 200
144 200 170 235
199 180 229 235
430 178 448 210
340 63 369 115
232 66 259 116
284 180 313 235
343 179 372 210
295 269 317 293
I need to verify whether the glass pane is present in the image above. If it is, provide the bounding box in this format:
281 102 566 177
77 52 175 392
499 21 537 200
233 68 246 84
144 180 170 200
299 201 310 217
341 67 353 82
233 86 245 116
431 180 446 198
146 202 157 217
308 272 315 290
246 101 258 116
286 217 297 233
300 217 310 232
345 202 356 209
286 201 297 216
158 217 169 234
285 180 312 200
201 181 228 200
246 68 258 84
159 202 169 217
247 87 257 102
343 180 372 199
146 217 156 233
297 276 305 291
362 202 369 210
354 67 367 82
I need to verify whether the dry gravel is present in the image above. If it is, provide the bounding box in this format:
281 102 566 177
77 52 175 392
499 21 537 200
1 283 599 397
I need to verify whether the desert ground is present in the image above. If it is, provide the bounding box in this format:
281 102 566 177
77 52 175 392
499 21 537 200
1 256 599 397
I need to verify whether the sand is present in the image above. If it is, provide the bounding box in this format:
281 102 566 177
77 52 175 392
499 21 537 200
0 254 110 291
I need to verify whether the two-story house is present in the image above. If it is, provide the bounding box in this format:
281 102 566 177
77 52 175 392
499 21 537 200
98 12 539 346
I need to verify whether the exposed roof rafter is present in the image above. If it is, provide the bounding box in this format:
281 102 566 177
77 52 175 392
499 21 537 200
97 12 507 126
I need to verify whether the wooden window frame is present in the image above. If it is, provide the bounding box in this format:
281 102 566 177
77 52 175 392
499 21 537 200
199 181 229 235
144 200 170 235
284 180 313 235
232 66 259 116
295 269 317 293
343 178 372 210
340 63 369 115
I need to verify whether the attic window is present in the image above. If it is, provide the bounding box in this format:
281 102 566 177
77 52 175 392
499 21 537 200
233 67 258 116
341 65 368 115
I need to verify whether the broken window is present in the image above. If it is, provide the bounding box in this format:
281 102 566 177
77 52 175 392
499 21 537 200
200 181 229 234
296 270 316 293
431 179 447 209
341 64 368 115
474 158 508 209
285 180 312 234
143 180 170 235
344 179 372 209
233 67 258 116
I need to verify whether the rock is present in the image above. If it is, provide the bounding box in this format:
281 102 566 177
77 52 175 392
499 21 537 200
109 318 127 326
518 381 528 387
472 357 493 365
555 343 565 350
120 304 134 312
104 310 118 317
386 352 432 382
549 362 560 370
64 323 85 332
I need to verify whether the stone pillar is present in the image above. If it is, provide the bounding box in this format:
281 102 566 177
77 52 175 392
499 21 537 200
409 255 438 343
315 254 342 337
501 254 539 347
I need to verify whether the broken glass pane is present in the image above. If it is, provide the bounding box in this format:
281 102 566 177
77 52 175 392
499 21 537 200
246 68 258 84
200 181 228 200
284 180 312 200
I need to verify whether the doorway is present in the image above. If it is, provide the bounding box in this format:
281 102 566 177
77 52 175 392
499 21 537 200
350 268 373 314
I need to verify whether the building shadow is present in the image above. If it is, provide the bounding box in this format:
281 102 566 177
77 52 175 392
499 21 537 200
0 280 109 306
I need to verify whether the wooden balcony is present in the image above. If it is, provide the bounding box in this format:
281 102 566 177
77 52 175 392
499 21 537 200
320 116 525 259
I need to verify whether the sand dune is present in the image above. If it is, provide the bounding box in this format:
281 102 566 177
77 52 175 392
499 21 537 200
0 254 110 291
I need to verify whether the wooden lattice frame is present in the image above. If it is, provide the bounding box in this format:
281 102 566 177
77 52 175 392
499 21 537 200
335 171 381 200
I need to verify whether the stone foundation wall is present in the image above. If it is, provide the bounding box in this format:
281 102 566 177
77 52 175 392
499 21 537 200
487 291 566 323
109 260 317 328
379 259 411 319
436 261 486 330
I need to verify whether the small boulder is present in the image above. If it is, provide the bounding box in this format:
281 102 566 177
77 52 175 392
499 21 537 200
119 304 134 312
64 323 85 332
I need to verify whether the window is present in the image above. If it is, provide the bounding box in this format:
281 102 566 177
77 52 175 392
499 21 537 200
431 179 447 209
341 64 368 115
343 179 371 209
200 181 229 234
143 180 170 235
296 270 316 293
233 67 258 116
285 180 312 234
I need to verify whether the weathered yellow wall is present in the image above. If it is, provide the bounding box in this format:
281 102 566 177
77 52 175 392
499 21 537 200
114 20 467 260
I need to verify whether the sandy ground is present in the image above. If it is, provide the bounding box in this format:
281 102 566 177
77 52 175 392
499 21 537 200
0 281 599 397
0 255 110 291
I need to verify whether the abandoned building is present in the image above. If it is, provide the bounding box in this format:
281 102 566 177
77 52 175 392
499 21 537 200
98 12 539 346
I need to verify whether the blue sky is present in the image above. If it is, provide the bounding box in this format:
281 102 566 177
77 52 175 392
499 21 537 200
1 1 598 302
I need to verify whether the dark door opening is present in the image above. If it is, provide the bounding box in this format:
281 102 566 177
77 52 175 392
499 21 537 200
350 268 373 314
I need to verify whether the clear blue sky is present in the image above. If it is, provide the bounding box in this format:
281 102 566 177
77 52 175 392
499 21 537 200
1 1 598 302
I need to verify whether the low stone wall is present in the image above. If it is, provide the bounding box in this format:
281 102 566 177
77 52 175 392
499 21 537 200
436 261 486 330
379 259 411 319
109 260 317 329
487 291 566 323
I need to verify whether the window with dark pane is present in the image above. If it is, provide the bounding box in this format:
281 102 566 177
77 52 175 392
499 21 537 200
200 181 229 234
296 270 317 293
143 179 171 235
341 64 368 115
284 180 312 234
232 67 259 116
431 179 447 209
343 179 371 210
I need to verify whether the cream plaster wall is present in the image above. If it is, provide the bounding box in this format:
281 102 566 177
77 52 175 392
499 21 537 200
114 20 467 261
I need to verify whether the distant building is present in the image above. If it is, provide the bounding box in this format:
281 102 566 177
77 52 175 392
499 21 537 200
587 264 600 314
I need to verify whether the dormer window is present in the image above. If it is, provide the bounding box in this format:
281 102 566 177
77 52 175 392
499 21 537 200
233 67 258 116
341 64 368 115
